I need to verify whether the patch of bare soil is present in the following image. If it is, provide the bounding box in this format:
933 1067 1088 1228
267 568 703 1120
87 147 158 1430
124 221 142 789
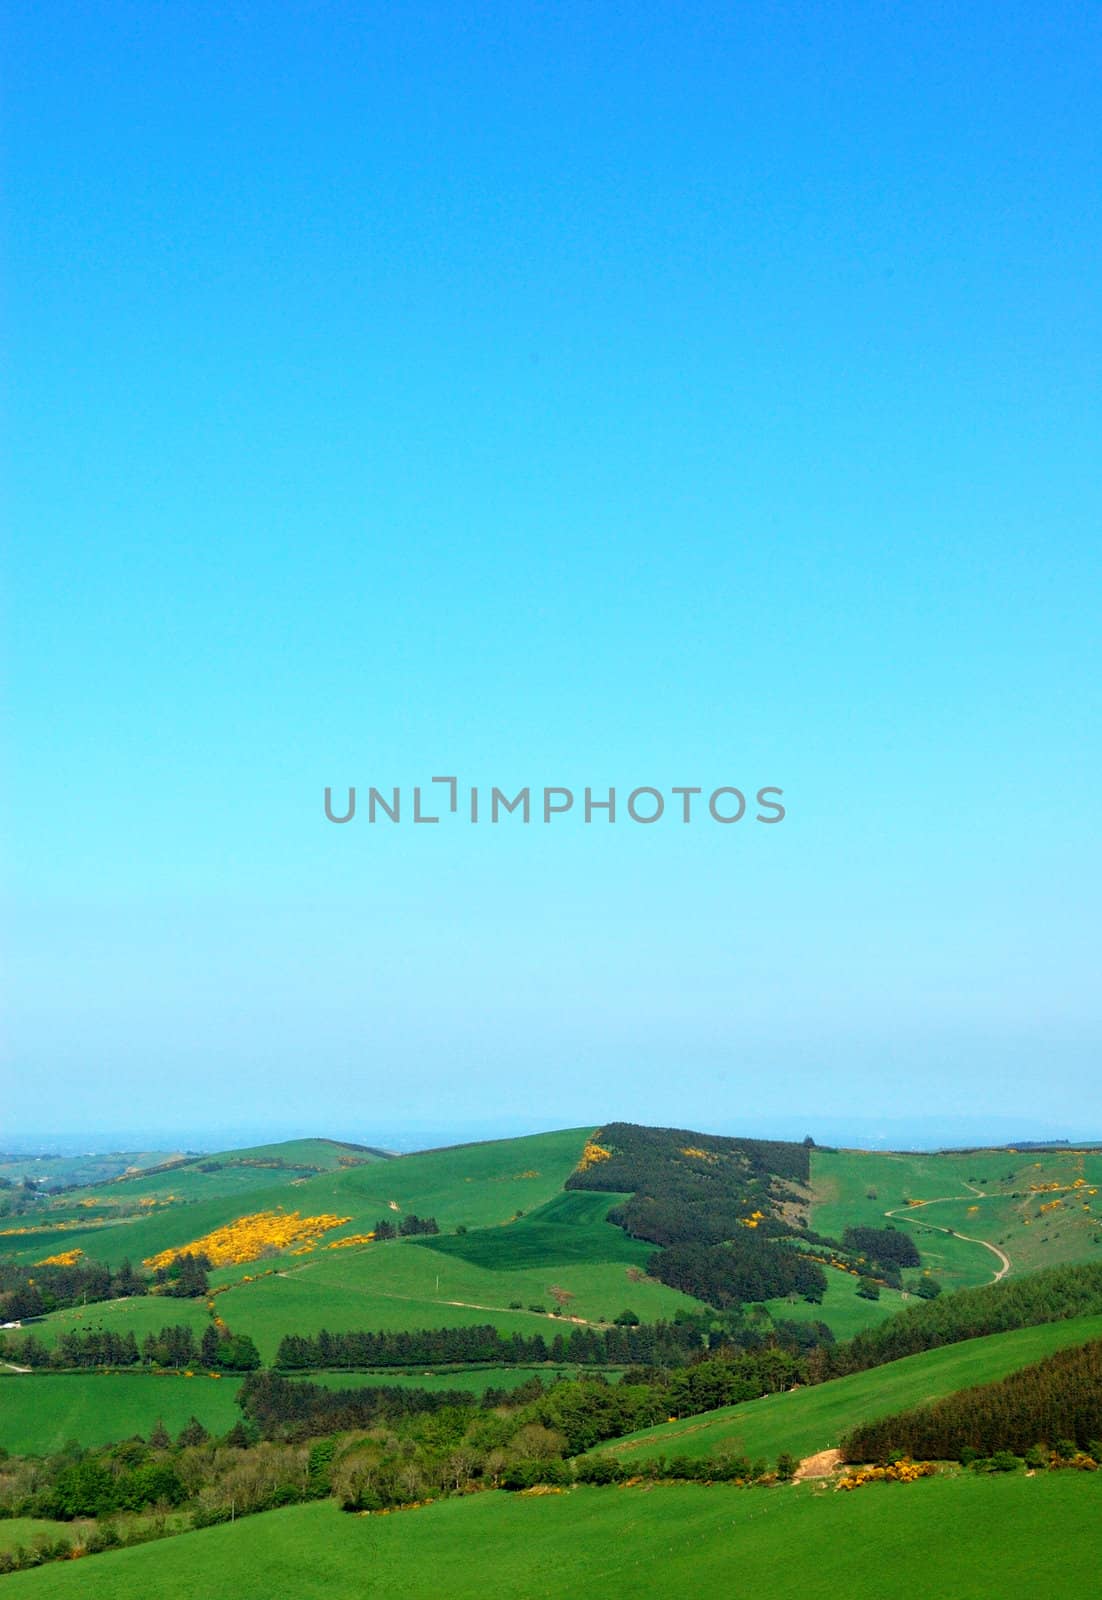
795 1448 843 1480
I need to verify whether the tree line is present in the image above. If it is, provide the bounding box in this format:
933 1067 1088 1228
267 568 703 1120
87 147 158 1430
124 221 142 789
10 1322 261 1371
843 1336 1102 1461
811 1260 1102 1381
273 1319 705 1370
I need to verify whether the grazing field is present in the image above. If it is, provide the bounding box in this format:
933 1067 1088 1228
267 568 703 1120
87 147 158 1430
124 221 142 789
414 1191 648 1268
602 1313 1102 1466
9 1293 211 1355
3 1475 1099 1599
0 1366 563 1455
0 1371 242 1455
313 1128 594 1231
810 1147 1102 1291
760 1262 907 1338
0 1522 78 1557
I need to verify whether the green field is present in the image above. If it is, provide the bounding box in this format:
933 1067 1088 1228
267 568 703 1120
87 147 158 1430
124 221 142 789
8 1294 212 1356
760 1261 907 1338
3 1475 1099 1599
414 1191 648 1268
602 1313 1102 1465
0 1366 565 1456
0 1371 241 1455
0 1522 78 1557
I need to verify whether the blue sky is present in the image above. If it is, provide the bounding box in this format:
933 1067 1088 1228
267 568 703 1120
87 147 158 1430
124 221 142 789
4 2 1100 1148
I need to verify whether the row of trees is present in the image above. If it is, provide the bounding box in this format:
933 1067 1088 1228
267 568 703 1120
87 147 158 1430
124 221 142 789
371 1213 438 1240
273 1319 705 1371
844 1336 1102 1460
13 1322 261 1372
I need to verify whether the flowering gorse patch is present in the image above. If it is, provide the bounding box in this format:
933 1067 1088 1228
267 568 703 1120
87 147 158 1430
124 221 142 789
143 1209 352 1270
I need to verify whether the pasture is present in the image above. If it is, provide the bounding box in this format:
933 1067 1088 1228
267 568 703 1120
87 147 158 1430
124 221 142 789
2 1474 1098 1599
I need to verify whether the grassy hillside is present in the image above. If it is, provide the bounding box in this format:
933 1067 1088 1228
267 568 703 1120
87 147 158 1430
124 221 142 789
0 1139 396 1267
600 1313 1102 1465
760 1263 907 1338
1 1130 592 1275
3 1476 1099 1599
211 1237 697 1362
12 1131 1102 1391
810 1147 1102 1291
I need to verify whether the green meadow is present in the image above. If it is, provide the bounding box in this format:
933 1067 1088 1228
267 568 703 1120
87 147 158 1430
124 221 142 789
760 1261 907 1338
0 1366 563 1456
0 1371 242 1455
0 1522 78 1557
10 1294 211 1354
3 1475 1099 1599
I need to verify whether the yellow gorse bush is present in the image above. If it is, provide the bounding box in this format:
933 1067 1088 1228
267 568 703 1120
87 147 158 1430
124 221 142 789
143 1208 352 1270
326 1232 376 1249
578 1141 612 1170
837 1459 936 1491
37 1248 84 1267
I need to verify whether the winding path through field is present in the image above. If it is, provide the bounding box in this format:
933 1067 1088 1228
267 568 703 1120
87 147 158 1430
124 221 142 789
884 1195 1011 1283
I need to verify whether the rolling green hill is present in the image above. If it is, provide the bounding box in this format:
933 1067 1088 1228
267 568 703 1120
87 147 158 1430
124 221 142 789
9 1127 1102 1423
598 1313 1102 1466
10 1130 698 1364
0 1130 591 1271
2 1475 1099 1599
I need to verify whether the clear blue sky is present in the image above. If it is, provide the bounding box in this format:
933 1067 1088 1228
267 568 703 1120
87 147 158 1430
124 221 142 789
3 2 1099 1149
